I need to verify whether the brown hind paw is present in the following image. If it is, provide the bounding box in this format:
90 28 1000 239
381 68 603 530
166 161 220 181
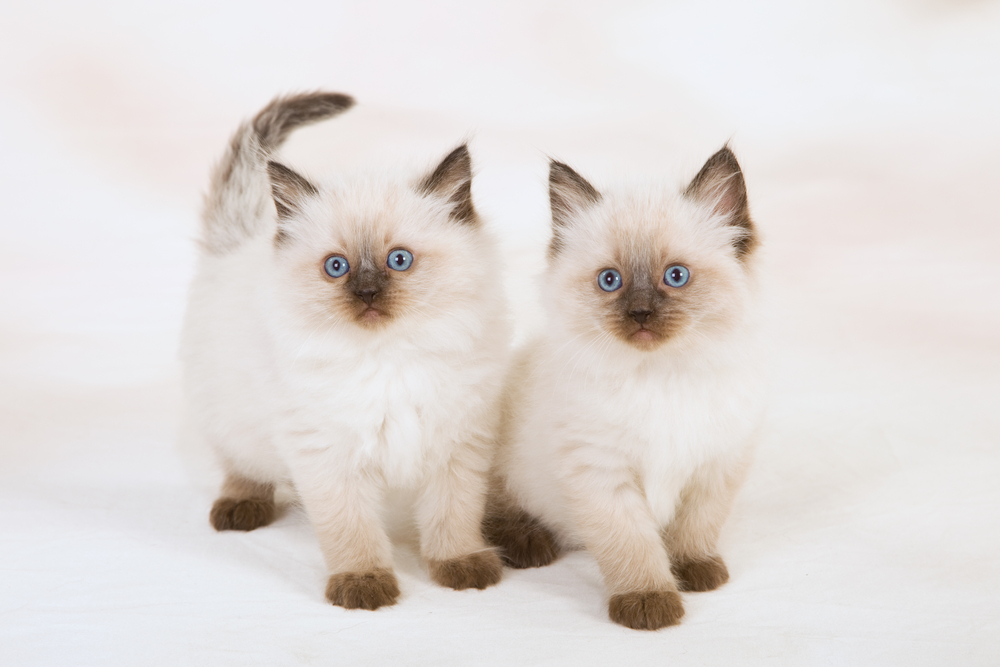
428 551 503 590
672 554 729 592
608 590 685 630
209 497 276 531
325 569 400 610
482 507 560 569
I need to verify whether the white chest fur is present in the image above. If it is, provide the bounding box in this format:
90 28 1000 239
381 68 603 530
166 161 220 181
272 343 452 487
624 360 763 523
508 333 765 536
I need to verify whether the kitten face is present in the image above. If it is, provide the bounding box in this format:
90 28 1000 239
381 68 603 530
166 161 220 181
267 146 486 334
546 149 757 352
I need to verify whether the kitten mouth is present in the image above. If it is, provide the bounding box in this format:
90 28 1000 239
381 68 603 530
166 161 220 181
632 327 657 342
627 326 662 347
359 306 383 321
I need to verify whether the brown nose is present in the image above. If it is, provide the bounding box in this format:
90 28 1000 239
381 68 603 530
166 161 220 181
629 309 652 325
355 288 379 306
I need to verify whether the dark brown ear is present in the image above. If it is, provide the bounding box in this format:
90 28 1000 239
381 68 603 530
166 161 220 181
419 144 477 224
684 146 757 258
267 161 318 221
549 160 602 256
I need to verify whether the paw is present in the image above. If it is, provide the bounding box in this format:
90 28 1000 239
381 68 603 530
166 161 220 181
608 590 685 630
482 508 560 569
325 569 400 610
428 551 503 590
672 554 729 592
210 497 276 531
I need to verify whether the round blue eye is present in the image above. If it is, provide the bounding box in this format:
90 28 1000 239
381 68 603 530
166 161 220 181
324 255 349 278
598 269 623 292
387 249 413 271
664 265 690 288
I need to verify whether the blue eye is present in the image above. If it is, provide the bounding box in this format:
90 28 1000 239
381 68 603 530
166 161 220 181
387 249 413 271
598 269 622 292
664 265 690 288
324 255 349 278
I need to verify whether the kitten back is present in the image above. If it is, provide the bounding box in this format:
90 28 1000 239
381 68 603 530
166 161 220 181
200 91 355 255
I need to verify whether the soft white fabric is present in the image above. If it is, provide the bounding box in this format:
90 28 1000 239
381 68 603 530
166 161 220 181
2 1 998 664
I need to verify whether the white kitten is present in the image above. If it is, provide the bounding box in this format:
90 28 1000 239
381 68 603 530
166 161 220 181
181 92 510 609
484 147 765 630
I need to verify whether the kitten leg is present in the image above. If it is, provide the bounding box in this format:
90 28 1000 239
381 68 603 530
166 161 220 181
565 461 684 630
210 472 276 532
291 463 399 610
481 476 560 569
662 455 751 592
417 448 503 591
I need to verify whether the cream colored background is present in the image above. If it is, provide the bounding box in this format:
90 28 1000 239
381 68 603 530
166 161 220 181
2 1 998 664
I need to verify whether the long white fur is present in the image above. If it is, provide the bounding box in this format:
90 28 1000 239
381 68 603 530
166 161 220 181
495 179 765 595
182 155 509 577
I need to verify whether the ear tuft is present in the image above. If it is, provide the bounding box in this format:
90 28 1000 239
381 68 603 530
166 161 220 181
419 144 477 224
548 160 602 257
684 146 757 258
267 161 318 221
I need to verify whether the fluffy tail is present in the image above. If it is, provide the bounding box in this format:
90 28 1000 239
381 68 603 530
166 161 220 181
200 92 354 254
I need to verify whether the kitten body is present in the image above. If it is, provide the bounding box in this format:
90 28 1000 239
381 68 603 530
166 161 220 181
182 93 509 609
487 149 764 630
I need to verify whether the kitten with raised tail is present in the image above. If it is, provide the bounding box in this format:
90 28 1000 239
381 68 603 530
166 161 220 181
182 92 510 610
484 147 765 630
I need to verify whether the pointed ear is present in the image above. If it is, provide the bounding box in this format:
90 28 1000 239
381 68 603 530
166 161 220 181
549 160 601 256
267 161 318 221
684 146 757 258
418 144 477 224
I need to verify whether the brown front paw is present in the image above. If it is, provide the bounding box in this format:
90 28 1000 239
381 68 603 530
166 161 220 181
210 497 276 531
428 551 503 590
326 570 400 610
672 555 729 592
608 590 685 630
482 507 560 569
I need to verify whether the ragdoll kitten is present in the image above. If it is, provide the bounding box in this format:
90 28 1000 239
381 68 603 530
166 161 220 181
182 92 510 610
484 147 765 630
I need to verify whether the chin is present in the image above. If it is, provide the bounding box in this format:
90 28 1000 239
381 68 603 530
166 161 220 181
629 332 665 351
352 307 391 329
612 326 666 351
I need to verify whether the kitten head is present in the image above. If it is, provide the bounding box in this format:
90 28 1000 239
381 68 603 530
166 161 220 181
545 146 758 353
266 145 493 336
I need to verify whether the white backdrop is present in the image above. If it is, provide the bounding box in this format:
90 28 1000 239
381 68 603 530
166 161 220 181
2 1 999 665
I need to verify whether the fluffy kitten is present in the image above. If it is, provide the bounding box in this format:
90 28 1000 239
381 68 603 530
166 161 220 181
484 147 765 630
182 92 510 610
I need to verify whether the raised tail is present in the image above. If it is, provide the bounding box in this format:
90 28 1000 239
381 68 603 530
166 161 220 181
200 92 354 254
